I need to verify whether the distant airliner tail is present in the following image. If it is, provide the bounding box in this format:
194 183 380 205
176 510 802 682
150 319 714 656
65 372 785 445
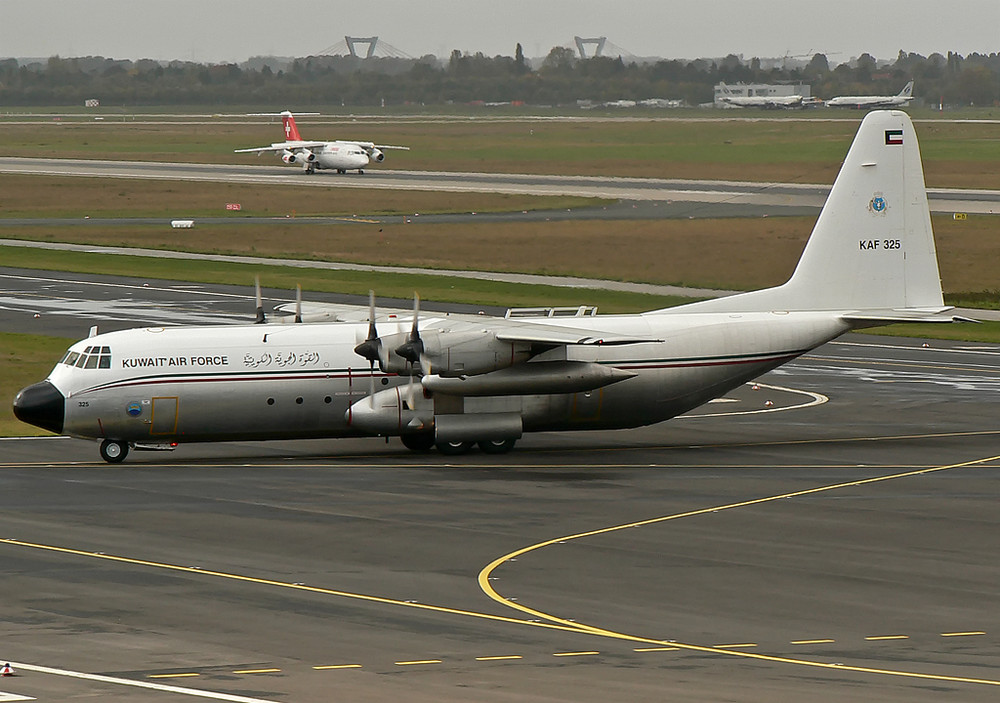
667 110 946 317
281 110 303 141
899 80 914 98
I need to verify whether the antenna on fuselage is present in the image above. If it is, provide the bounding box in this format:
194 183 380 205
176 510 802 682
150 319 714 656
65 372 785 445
254 276 266 324
294 284 303 323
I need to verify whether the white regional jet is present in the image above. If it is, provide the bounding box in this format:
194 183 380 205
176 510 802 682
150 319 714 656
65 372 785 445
234 111 408 174
826 81 914 109
15 111 968 463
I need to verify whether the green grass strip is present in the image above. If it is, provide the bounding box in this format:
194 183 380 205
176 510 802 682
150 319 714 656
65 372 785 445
0 245 690 314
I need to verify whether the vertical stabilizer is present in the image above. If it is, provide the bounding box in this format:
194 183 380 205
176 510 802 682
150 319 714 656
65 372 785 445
668 110 944 314
281 110 303 141
899 81 914 98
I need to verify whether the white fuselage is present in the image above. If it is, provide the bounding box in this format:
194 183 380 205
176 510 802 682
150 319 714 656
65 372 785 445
40 310 848 445
314 142 369 171
826 96 912 109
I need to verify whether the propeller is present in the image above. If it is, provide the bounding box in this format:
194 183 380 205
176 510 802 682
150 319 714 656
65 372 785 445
352 290 381 405
353 290 382 364
394 292 424 363
394 293 425 409
253 276 266 324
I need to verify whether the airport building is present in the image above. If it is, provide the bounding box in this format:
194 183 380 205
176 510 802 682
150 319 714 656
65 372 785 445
713 82 812 107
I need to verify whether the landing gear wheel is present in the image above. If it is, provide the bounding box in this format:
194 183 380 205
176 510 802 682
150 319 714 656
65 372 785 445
436 440 475 456
478 438 517 454
99 439 129 464
358 169 364 175
336 168 346 174
401 433 435 452
305 165 316 175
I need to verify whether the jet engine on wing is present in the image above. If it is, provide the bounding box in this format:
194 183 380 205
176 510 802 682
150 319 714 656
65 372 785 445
370 148 385 162
281 149 315 164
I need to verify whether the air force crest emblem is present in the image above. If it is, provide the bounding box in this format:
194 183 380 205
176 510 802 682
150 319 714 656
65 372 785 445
868 193 888 215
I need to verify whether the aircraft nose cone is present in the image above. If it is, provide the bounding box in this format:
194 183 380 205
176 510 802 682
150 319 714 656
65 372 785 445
13 380 65 434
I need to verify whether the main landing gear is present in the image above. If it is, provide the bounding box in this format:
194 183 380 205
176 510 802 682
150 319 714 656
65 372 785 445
99 439 129 464
400 434 518 455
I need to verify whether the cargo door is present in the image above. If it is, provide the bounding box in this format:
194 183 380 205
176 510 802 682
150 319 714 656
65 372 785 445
150 396 178 435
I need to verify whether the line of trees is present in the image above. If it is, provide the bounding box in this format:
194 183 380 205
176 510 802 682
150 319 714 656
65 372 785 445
0 48 998 107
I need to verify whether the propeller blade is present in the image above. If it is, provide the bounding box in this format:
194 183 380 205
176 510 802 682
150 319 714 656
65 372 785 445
294 284 302 323
369 360 376 408
254 275 265 324
353 289 383 364
394 292 424 363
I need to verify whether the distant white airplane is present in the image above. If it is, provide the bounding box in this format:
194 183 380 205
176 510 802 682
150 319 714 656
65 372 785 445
717 83 803 109
235 111 408 174
826 81 914 109
15 111 969 463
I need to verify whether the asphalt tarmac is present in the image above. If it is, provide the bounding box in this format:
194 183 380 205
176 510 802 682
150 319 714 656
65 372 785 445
2 156 999 214
3 272 1000 702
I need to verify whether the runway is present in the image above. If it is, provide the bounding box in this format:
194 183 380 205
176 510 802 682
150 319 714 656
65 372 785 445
3 270 1000 701
2 156 1000 214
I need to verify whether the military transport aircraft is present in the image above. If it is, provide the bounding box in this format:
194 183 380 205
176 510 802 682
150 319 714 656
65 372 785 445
15 111 966 463
826 81 914 109
234 111 408 174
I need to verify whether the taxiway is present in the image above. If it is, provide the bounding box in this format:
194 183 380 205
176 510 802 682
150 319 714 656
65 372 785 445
2 270 999 701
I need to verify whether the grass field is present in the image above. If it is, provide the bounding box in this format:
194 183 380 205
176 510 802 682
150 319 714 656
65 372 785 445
4 116 1000 187
0 244 693 312
2 332 75 436
4 212 999 296
0 174 604 218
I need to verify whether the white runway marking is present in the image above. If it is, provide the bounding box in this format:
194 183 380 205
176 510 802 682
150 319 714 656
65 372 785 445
11 662 280 702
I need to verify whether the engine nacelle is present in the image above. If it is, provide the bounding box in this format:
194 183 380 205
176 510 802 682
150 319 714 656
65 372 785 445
346 385 432 435
281 149 315 164
370 148 385 162
377 328 532 377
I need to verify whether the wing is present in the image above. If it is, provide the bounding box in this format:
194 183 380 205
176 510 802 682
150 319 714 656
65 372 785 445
234 141 329 154
336 140 410 151
494 321 659 346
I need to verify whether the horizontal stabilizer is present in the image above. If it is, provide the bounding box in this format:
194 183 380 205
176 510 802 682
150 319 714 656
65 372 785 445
842 308 978 324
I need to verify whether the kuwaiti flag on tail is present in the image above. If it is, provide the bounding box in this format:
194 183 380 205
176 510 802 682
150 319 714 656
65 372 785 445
885 129 904 145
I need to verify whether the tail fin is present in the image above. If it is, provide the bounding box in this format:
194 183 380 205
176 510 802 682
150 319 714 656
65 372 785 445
899 81 914 98
670 110 944 315
281 110 303 141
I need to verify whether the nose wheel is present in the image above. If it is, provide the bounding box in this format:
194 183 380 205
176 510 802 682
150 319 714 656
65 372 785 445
99 439 129 463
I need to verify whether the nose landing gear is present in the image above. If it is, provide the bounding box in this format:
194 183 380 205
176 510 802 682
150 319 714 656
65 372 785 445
99 439 129 464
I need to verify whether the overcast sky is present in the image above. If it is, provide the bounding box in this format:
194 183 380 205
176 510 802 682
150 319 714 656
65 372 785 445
2 0 998 64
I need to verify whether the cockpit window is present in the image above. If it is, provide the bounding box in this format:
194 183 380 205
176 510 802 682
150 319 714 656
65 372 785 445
63 346 112 369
